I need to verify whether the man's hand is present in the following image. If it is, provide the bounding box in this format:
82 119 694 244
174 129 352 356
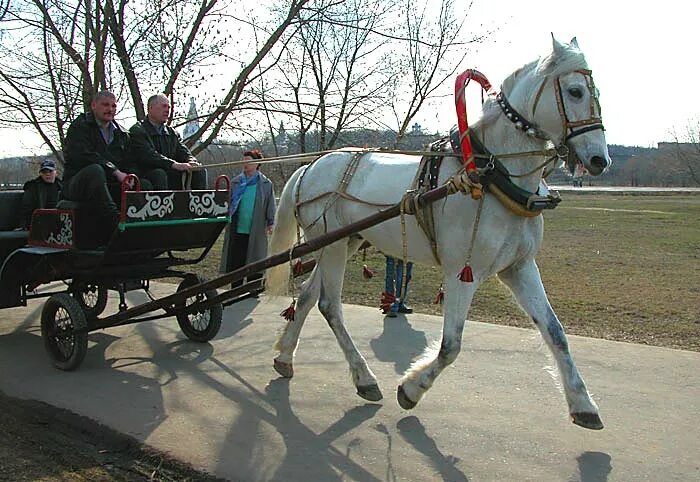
113 170 134 188
266 225 274 235
113 169 127 182
172 162 193 172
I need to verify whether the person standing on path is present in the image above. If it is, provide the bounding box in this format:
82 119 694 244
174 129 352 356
219 150 276 291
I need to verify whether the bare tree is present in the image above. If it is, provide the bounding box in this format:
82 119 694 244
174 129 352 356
669 120 700 185
258 0 397 152
0 0 312 162
391 0 486 146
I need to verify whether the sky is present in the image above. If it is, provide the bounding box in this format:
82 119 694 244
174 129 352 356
417 0 699 148
1 0 697 156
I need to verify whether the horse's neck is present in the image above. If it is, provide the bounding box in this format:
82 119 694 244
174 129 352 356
474 114 549 193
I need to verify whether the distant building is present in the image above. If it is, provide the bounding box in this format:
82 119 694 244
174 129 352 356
275 121 290 152
183 97 199 140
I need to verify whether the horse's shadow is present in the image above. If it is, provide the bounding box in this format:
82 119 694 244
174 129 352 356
369 314 428 374
574 451 613 482
261 378 383 481
396 416 469 482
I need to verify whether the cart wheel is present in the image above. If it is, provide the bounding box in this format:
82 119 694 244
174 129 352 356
41 293 88 371
72 283 108 318
175 275 222 342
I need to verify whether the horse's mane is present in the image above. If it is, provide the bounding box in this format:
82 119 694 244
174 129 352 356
475 43 589 128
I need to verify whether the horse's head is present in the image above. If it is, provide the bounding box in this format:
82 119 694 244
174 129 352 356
503 36 611 176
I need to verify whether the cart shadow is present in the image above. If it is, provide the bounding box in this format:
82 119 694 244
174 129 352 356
0 330 169 441
9 304 43 334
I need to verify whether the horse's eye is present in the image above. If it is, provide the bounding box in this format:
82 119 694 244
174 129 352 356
568 87 583 99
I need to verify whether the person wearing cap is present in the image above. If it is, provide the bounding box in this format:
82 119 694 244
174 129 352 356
130 94 207 190
62 90 165 230
20 159 62 229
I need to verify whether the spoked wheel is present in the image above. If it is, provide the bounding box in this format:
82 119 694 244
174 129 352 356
71 283 108 319
175 275 222 342
41 293 88 371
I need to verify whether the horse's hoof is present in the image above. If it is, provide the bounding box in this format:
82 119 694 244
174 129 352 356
397 385 417 410
273 359 294 378
356 383 383 401
571 412 604 430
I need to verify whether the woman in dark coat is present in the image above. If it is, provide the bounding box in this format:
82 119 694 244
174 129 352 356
219 150 276 290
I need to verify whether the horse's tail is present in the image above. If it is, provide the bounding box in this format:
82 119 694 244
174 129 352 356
266 166 306 297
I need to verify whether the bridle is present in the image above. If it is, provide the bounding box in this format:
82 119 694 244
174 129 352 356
496 68 605 162
452 67 606 217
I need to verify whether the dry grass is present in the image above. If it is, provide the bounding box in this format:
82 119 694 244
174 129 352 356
190 194 700 351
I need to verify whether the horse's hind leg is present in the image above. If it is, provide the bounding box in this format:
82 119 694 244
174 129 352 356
273 268 321 378
498 259 603 430
273 237 364 379
317 241 382 402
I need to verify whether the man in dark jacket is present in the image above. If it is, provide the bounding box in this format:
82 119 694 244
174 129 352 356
20 159 62 229
130 94 207 190
62 90 166 228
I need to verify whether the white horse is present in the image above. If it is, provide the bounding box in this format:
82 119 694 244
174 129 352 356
266 37 610 430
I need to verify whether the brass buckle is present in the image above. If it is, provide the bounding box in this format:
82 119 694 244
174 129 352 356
526 194 561 211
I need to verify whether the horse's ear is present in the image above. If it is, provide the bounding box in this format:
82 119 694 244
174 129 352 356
551 33 565 54
570 37 579 49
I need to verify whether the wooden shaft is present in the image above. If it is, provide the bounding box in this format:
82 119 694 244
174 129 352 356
95 183 453 327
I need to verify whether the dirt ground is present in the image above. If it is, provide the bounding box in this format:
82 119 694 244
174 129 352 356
0 390 223 481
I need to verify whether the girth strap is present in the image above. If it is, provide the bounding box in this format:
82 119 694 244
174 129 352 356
409 139 450 265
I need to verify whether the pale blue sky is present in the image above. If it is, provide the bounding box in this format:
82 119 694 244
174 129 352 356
1 0 696 156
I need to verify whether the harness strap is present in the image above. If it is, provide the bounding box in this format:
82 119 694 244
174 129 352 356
408 139 449 266
449 128 561 215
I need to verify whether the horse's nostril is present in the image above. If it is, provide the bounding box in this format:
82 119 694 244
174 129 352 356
590 156 607 170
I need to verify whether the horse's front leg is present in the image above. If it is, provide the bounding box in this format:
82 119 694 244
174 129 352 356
398 275 477 409
498 259 603 430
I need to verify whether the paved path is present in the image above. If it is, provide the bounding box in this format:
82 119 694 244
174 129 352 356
0 283 698 481
548 185 700 193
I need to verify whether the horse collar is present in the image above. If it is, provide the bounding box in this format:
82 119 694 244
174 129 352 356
496 92 548 141
449 129 561 215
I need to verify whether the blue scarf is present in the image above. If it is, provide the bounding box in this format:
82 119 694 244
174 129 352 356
230 171 259 215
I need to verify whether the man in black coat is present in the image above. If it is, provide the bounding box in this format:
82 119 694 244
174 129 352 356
62 90 166 228
130 94 207 190
20 159 62 229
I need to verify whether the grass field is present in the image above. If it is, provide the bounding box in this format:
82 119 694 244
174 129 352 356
191 194 700 351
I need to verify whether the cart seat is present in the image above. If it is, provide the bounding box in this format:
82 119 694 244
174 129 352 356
54 199 115 248
0 191 28 265
0 190 24 230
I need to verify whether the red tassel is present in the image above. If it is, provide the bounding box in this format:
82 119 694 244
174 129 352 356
379 291 396 313
362 264 374 279
458 264 473 282
434 286 444 305
293 259 304 276
280 299 296 321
